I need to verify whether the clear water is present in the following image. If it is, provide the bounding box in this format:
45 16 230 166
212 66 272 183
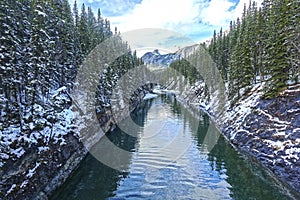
51 95 295 200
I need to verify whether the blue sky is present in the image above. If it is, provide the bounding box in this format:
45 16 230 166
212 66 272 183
68 0 263 48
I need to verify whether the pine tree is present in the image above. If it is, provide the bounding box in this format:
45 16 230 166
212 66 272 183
104 18 113 38
87 6 97 50
239 3 255 89
263 0 290 98
29 0 52 113
95 8 104 44
72 0 82 67
250 2 258 82
223 33 230 81
256 7 265 82
228 18 242 98
0 0 27 125
209 30 217 62
285 0 300 84
78 3 90 56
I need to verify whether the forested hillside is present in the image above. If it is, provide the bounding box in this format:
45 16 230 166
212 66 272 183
0 0 143 198
0 0 111 133
207 0 299 100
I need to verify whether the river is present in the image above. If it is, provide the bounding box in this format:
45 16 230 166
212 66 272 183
51 94 293 200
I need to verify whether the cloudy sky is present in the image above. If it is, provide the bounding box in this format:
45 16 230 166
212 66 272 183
68 0 263 45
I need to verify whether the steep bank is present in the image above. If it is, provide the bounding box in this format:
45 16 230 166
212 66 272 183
222 84 300 194
0 84 153 200
177 82 300 196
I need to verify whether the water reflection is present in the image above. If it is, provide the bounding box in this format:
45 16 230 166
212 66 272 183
51 95 294 200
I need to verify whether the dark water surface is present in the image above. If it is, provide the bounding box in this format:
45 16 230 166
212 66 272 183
51 95 294 200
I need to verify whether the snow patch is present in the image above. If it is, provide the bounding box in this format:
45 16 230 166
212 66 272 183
51 86 67 98
153 88 165 94
20 180 29 188
26 162 40 178
35 9 47 17
11 147 25 158
38 146 49 154
143 93 159 100
6 184 17 195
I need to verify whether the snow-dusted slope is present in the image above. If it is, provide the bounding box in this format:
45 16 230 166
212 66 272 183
176 82 300 194
222 84 300 193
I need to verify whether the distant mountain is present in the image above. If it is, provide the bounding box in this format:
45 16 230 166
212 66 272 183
141 44 200 67
141 49 178 67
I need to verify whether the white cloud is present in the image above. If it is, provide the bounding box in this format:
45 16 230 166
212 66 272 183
110 0 201 32
198 0 263 29
68 0 265 43
198 0 235 27
110 0 257 42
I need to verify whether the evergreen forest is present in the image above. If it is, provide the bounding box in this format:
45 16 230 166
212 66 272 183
207 0 299 99
0 0 141 136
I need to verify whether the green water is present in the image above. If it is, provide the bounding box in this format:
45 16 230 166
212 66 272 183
51 95 294 200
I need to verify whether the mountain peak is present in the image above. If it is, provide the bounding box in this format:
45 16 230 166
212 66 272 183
141 44 200 67
153 49 160 55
